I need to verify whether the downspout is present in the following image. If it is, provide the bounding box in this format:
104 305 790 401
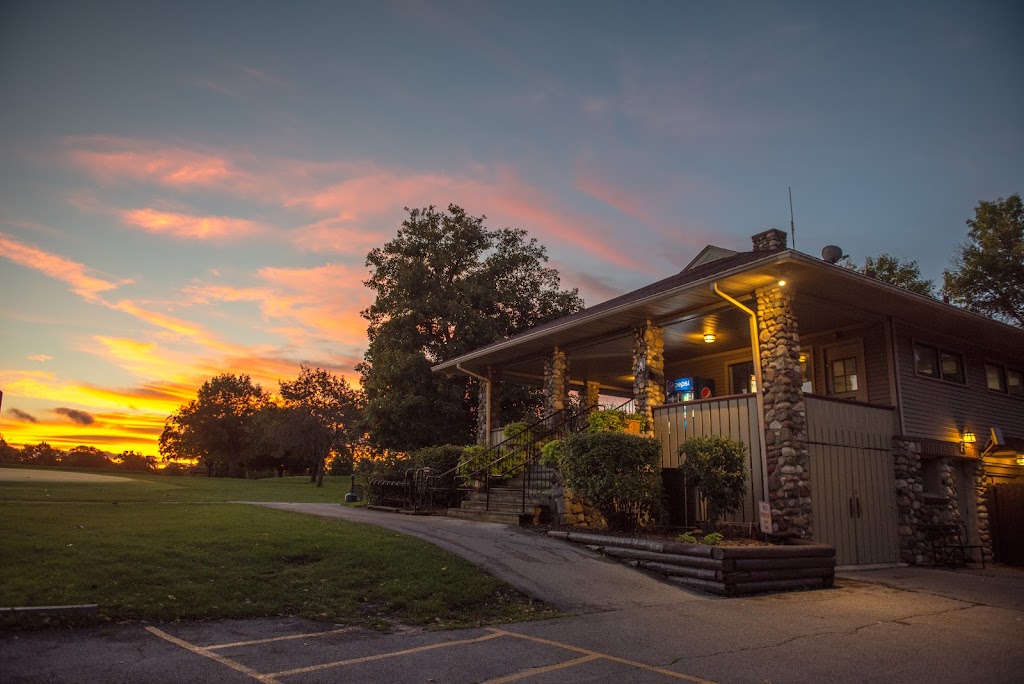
457 363 491 444
711 283 770 505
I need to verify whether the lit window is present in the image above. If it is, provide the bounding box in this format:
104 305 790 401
914 342 965 384
729 361 756 395
1009 369 1024 398
987 364 1006 392
831 356 859 393
914 343 938 378
940 351 965 384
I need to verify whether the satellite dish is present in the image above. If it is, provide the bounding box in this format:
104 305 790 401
821 245 844 264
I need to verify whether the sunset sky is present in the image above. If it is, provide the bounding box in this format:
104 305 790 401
1 1 1021 456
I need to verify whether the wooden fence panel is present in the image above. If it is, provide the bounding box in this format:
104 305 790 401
989 483 1024 566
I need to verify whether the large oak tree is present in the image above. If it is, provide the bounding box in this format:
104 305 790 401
943 193 1024 327
359 204 584 451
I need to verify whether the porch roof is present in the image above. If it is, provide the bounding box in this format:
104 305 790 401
433 247 1024 393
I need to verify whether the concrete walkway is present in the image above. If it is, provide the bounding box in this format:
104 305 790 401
248 502 705 613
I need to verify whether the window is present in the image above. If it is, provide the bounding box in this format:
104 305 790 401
987 363 1007 392
913 342 965 384
1009 369 1024 398
729 361 756 395
830 356 859 393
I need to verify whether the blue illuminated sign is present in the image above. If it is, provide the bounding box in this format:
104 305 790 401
671 377 693 392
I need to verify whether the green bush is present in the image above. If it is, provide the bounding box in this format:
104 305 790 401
458 445 490 479
411 444 464 475
677 532 698 544
559 432 662 532
540 440 564 466
702 532 724 546
679 436 748 534
585 409 627 433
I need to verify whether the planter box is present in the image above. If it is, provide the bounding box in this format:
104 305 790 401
548 530 835 596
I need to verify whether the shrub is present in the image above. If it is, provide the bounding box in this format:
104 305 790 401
539 439 563 466
410 444 464 475
457 445 490 480
702 532 724 546
677 532 698 544
585 409 628 433
559 432 662 532
679 436 748 534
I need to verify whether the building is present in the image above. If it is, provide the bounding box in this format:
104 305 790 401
434 230 1024 566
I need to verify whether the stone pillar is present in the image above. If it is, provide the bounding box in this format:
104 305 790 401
584 381 601 410
752 228 788 252
972 459 993 563
544 348 569 414
632 322 665 426
756 284 812 538
475 368 502 446
893 437 927 564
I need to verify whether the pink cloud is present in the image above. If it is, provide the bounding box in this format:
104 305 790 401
0 232 128 301
120 208 269 241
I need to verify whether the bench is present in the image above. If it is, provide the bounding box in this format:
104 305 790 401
925 523 985 568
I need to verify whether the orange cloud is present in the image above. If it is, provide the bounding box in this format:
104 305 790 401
120 208 269 241
0 232 128 301
67 136 243 190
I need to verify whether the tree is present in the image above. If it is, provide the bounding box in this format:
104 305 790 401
277 366 362 487
843 253 935 296
0 435 21 464
64 445 111 468
943 194 1024 327
679 436 748 534
22 442 63 466
115 450 156 472
359 204 584 450
159 374 269 477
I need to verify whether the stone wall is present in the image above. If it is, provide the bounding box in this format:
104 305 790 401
632 322 665 426
752 228 788 252
543 348 570 414
584 381 601 410
892 436 992 565
756 284 812 538
893 437 927 563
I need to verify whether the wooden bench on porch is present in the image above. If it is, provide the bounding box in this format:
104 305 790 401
925 523 985 568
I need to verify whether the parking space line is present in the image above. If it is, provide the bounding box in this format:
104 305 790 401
481 653 601 683
266 630 506 678
207 627 358 650
145 626 282 684
487 629 716 683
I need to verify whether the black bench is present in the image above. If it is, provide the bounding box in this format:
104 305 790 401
925 523 985 568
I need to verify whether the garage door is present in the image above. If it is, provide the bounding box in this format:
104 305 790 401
806 396 899 566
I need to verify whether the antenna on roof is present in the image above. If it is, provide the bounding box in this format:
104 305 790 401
788 186 796 250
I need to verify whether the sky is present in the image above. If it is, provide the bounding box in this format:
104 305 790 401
1 1 1021 456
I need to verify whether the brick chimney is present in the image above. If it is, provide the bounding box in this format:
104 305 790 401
752 228 788 252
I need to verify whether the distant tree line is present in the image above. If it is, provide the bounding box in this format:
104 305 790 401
0 439 157 471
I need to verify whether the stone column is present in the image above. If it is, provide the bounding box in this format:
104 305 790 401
476 368 503 446
584 381 601 410
893 437 927 564
632 322 665 426
972 460 993 563
756 284 812 538
544 348 569 414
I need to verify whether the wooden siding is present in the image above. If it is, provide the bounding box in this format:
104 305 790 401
653 395 764 523
805 395 899 565
894 321 1024 444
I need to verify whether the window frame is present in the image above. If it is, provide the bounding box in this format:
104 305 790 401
912 341 966 385
1008 368 1024 398
986 362 1007 393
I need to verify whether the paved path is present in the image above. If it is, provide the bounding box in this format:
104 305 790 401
247 503 702 613
3 503 1023 683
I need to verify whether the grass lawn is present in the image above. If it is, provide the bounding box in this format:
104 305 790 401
0 468 558 629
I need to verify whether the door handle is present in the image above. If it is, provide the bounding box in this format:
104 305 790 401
856 497 862 518
849 497 855 518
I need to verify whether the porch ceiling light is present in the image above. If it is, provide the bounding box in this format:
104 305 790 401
703 333 716 343
778 279 787 287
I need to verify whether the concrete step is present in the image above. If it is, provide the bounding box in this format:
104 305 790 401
446 507 525 525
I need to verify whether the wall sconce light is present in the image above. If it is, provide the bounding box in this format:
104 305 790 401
703 333 716 343
1017 454 1024 467
960 427 976 454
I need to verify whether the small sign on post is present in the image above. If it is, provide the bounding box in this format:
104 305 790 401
759 501 773 534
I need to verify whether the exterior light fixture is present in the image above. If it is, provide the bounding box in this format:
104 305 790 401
960 427 976 454
1017 454 1024 467
778 279 787 287
703 333 716 343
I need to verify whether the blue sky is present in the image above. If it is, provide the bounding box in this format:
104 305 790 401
1 0 1021 453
